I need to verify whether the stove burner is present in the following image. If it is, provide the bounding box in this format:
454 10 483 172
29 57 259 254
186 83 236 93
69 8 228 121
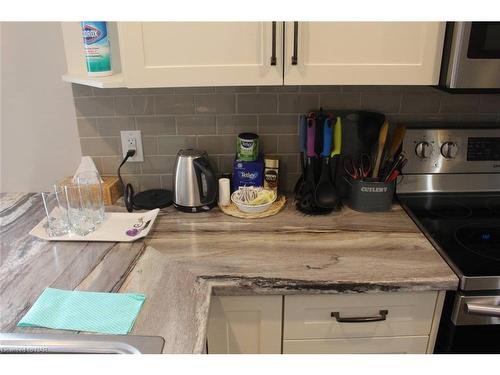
455 224 500 261
428 204 472 219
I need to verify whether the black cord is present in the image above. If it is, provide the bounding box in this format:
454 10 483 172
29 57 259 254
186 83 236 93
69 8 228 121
118 150 136 212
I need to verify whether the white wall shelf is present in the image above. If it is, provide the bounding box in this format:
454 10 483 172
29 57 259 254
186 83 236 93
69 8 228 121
62 73 125 88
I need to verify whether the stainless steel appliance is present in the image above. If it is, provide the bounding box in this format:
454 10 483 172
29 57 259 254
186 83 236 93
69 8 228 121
397 126 500 353
172 149 217 212
0 333 165 354
440 22 500 89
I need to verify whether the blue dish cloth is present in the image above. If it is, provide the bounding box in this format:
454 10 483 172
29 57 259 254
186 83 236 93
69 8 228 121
17 288 146 335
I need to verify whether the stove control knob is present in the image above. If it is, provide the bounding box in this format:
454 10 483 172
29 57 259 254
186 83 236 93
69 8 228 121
415 141 432 159
441 141 458 159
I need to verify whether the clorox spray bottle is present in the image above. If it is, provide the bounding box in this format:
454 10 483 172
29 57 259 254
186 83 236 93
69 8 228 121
80 21 112 76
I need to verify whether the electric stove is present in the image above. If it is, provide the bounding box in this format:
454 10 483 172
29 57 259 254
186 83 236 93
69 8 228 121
397 127 500 353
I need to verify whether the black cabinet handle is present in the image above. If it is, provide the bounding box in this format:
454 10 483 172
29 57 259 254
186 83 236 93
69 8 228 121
291 21 298 65
271 21 277 66
331 310 389 323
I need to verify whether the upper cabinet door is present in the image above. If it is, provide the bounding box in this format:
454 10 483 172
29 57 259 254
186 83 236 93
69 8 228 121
118 22 283 87
284 22 445 85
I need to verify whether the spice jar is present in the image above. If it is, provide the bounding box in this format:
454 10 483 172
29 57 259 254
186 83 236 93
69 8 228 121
264 156 279 193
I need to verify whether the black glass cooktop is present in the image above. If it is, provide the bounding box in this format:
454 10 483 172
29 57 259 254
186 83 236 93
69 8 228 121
398 193 500 278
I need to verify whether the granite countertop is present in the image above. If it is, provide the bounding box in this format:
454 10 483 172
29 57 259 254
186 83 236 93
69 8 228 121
0 193 458 353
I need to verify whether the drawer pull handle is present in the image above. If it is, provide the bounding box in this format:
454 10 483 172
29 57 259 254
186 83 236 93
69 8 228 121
331 309 388 323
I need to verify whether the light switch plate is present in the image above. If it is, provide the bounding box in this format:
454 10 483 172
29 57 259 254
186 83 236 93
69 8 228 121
120 130 144 162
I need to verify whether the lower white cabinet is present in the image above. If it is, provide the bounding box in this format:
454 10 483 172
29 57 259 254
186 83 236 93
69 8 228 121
283 336 429 354
206 295 282 354
283 292 438 340
206 291 445 354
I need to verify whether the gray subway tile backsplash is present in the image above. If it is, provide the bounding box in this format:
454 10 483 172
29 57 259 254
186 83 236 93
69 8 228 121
278 93 319 113
319 92 361 110
73 84 500 193
95 117 135 136
360 91 401 113
440 94 480 113
176 115 216 135
400 92 441 113
154 94 195 114
80 137 121 156
157 135 197 155
74 96 115 116
195 94 236 114
114 96 154 116
135 116 176 135
258 114 299 135
216 115 258 135
237 93 278 113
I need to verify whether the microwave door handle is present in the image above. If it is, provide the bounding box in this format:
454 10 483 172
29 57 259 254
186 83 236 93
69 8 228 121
465 302 500 318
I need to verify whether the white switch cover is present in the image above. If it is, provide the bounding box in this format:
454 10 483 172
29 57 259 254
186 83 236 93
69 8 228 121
120 130 144 162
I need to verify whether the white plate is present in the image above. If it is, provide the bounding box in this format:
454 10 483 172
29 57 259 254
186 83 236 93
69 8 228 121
29 209 159 242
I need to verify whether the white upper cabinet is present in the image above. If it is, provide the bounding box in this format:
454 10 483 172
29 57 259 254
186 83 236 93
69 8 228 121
62 22 446 88
283 22 446 85
117 22 283 87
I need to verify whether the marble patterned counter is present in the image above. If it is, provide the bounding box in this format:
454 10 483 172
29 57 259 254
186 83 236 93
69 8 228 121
0 193 458 353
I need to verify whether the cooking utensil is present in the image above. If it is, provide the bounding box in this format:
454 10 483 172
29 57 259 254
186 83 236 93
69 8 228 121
306 115 317 158
385 157 407 182
357 112 385 156
372 120 389 179
294 115 308 194
383 153 406 181
344 154 372 180
388 125 406 162
315 117 337 208
298 115 318 212
329 116 342 188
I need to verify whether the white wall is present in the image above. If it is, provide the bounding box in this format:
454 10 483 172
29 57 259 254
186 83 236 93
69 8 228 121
0 22 82 193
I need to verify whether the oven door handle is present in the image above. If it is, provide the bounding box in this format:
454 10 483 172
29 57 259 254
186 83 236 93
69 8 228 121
465 302 500 318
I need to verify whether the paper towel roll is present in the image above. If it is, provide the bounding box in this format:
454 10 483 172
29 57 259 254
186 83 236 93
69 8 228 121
218 178 230 206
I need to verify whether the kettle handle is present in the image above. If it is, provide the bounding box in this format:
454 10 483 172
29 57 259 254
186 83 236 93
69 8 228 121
193 157 217 205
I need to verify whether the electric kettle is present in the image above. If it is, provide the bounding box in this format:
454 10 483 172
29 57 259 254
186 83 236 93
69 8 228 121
172 149 217 212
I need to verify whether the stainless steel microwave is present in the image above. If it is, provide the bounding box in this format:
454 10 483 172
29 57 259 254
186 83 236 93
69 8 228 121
440 22 500 89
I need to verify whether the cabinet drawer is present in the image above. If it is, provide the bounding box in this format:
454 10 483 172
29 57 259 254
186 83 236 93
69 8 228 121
284 292 437 339
283 336 429 354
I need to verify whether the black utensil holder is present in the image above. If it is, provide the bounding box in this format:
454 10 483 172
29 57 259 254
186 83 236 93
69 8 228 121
344 177 395 212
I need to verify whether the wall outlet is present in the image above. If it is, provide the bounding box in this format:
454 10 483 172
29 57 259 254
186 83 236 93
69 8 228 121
120 130 144 162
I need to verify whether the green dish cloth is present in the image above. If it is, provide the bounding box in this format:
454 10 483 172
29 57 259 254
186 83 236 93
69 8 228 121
17 288 146 335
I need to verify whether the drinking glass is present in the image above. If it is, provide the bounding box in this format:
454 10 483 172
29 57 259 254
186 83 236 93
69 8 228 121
41 186 70 237
64 184 96 236
76 170 105 225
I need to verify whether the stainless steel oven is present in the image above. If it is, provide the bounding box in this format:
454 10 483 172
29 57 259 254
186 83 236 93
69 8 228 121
397 126 500 353
441 22 500 89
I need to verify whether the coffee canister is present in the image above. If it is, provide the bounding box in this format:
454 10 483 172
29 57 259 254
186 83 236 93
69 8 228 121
237 133 259 161
264 156 279 193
